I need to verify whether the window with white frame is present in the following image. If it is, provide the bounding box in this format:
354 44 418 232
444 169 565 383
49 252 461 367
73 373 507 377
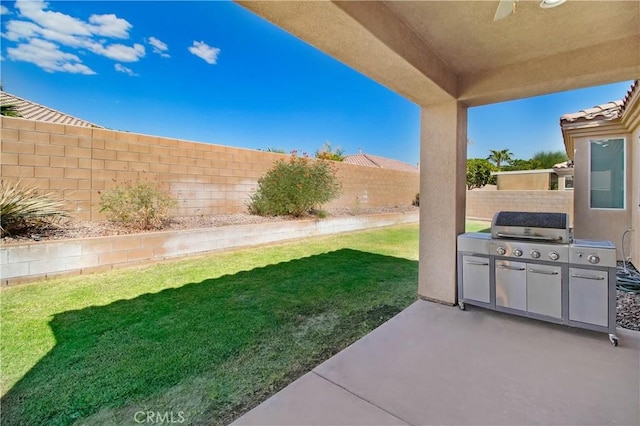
589 138 625 209
564 176 574 190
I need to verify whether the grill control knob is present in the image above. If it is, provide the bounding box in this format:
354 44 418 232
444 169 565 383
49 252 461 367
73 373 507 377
588 254 600 264
548 251 560 261
512 248 523 257
530 250 541 259
496 246 506 255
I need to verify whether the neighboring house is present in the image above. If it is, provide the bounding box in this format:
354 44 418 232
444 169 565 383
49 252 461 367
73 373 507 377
0 91 103 128
491 168 573 190
560 80 639 264
344 151 419 173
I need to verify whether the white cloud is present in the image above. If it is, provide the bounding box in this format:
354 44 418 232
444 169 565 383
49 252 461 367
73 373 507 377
15 0 92 36
114 63 138 76
188 40 220 65
148 36 170 58
89 42 145 62
88 13 131 39
1 5 11 15
3 20 40 41
7 38 95 74
14 0 131 39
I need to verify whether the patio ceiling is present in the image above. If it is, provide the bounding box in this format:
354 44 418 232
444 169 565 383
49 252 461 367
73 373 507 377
237 0 640 107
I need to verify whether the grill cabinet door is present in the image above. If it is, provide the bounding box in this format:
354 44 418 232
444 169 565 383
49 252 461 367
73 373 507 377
569 268 608 327
461 255 490 303
527 265 562 319
495 261 527 311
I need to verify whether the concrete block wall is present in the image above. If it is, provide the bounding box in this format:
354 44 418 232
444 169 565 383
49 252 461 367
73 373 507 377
0 117 419 221
466 190 574 224
0 211 419 285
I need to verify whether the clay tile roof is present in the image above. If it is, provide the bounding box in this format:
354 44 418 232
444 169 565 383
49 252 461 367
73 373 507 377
620 79 639 115
560 80 639 125
560 100 624 124
0 91 104 128
343 153 419 173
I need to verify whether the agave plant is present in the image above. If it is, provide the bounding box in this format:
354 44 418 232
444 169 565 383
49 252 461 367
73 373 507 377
0 180 68 236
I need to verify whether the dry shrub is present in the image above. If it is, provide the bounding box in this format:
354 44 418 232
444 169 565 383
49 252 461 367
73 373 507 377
99 181 177 230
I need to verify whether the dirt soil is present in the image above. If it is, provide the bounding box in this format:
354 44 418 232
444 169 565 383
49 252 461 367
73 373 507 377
1 205 419 244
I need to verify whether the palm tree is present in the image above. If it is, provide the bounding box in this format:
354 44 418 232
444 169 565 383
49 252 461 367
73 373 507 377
0 84 21 118
487 149 513 170
1 104 21 117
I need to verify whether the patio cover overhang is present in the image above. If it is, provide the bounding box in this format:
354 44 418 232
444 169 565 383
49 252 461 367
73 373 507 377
237 0 640 304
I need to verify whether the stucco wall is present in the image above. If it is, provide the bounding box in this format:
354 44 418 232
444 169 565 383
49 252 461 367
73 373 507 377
466 190 574 224
496 173 551 190
631 126 639 266
0 117 419 221
572 132 632 260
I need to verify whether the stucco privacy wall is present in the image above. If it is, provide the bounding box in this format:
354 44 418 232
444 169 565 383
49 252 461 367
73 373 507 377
0 117 419 220
466 190 574 224
496 172 552 191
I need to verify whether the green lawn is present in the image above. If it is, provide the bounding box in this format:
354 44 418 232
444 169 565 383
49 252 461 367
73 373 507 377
466 220 491 233
1 224 419 425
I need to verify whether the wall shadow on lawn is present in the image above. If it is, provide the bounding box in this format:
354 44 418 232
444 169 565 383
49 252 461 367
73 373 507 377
1 249 418 426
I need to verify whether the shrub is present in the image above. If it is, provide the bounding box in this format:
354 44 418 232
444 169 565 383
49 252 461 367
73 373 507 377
315 141 346 162
466 158 494 190
0 180 67 236
412 193 420 207
248 152 341 217
99 181 177 230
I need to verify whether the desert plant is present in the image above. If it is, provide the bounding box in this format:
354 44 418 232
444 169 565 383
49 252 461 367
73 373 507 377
99 181 177 230
0 180 67 236
315 141 346 162
531 150 569 169
248 152 341 217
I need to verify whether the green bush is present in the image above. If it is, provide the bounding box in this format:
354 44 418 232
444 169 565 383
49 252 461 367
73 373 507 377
99 181 177 230
0 180 67 236
466 158 494 190
248 152 341 217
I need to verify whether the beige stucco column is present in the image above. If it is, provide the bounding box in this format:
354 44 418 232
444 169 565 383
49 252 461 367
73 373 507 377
419 101 468 305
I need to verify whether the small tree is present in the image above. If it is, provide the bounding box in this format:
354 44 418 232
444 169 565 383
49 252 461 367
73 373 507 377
530 150 569 169
315 141 346 162
502 158 538 171
466 158 493 190
99 181 177 230
248 152 341 217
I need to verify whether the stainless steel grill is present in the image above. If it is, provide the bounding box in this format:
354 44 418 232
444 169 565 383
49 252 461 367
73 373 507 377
457 211 619 346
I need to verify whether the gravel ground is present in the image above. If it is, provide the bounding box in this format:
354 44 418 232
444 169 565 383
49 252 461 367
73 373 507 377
616 262 640 331
0 205 418 244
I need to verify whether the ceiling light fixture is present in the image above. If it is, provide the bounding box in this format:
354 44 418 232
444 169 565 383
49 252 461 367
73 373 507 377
539 0 568 9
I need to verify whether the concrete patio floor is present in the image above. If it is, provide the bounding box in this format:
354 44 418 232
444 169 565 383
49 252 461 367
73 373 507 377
233 300 640 426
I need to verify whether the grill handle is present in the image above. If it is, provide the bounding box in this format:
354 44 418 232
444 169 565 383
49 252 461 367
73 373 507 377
464 260 489 266
495 232 563 242
497 263 526 271
571 274 605 281
528 269 559 276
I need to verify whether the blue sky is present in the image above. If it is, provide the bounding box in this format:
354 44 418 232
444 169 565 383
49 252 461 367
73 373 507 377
0 1 633 167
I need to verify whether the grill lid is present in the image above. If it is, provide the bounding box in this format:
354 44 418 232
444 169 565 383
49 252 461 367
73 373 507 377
491 211 571 244
493 212 567 229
